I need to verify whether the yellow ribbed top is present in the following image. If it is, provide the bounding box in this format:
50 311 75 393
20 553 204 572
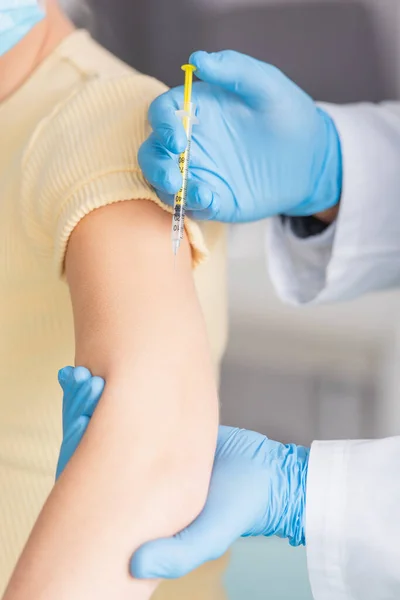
0 30 227 593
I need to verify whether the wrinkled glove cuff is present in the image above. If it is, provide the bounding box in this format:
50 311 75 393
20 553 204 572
285 109 343 218
288 446 310 547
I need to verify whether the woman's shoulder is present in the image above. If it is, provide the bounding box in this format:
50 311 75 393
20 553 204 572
18 31 224 283
56 29 168 97
20 32 170 254
23 32 169 177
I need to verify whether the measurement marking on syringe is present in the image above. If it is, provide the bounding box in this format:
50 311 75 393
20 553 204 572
171 65 198 256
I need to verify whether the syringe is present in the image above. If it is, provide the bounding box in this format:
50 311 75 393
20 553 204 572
172 64 198 257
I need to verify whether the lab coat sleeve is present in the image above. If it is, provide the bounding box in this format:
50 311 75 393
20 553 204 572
268 101 400 305
306 437 400 600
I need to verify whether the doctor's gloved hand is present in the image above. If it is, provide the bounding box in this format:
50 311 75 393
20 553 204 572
56 366 104 480
131 426 310 580
139 50 342 223
55 369 310 583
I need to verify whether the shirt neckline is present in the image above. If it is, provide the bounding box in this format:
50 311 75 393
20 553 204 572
0 29 89 117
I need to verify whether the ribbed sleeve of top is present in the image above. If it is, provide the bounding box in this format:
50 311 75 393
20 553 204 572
19 73 208 275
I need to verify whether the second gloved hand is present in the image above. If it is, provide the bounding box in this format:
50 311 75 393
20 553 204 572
56 366 105 480
139 50 342 222
131 426 310 580
55 370 309 581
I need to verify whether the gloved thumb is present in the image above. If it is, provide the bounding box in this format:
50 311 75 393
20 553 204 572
131 510 229 580
190 50 286 107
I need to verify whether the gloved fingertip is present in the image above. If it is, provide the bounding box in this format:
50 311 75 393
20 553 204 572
191 50 233 71
91 376 105 395
189 50 209 70
163 169 183 195
198 186 214 207
189 184 213 210
190 51 219 81
130 547 160 580
72 366 92 384
189 187 221 221
160 126 187 155
58 366 74 385
209 193 220 217
131 538 189 580
174 130 188 154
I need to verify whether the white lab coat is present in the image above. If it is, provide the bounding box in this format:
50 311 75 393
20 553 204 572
268 101 400 600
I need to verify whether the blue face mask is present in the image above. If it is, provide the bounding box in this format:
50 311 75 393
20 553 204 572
0 1 46 56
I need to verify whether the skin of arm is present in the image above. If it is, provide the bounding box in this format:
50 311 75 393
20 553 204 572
314 203 340 224
3 200 219 600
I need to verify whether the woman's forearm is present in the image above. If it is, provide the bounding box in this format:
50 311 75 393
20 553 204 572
4 201 219 600
4 385 213 600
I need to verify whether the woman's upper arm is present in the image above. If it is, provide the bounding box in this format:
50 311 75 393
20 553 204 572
66 198 195 375
65 198 218 456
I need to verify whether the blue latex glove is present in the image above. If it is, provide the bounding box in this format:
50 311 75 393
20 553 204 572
56 366 105 480
139 50 342 222
131 426 310 580
55 370 309 582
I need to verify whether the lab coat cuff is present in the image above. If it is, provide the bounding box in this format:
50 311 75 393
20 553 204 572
270 100 400 305
318 101 400 300
306 440 351 600
268 216 337 305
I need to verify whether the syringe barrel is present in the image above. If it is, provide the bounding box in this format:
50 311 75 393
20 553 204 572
171 103 198 246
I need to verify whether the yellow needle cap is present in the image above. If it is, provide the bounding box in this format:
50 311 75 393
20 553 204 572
181 64 197 106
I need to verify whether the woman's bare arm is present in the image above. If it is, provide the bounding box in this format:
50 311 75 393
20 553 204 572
3 200 219 600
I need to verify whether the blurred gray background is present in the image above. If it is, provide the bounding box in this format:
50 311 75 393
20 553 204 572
68 0 400 446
